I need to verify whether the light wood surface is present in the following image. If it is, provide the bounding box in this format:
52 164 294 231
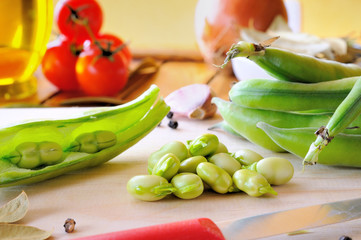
0 108 361 240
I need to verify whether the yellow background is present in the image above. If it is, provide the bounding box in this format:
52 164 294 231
299 0 361 41
52 0 361 57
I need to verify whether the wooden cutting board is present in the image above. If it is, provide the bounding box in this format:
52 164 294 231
0 108 360 240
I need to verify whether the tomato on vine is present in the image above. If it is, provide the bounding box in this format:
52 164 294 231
50 0 131 96
55 0 103 44
90 33 132 66
41 36 82 91
76 40 128 96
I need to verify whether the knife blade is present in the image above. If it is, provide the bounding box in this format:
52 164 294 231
71 197 361 240
218 197 361 239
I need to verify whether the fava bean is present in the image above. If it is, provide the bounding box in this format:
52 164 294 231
9 142 40 169
196 162 233 194
147 141 188 174
212 142 228 155
208 153 241 176
233 169 277 197
69 130 117 153
38 142 64 165
171 173 204 199
179 156 207 173
126 175 175 201
188 133 219 156
152 153 180 180
8 141 63 169
247 157 294 185
231 149 263 166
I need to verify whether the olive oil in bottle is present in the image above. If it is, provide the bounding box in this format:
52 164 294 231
0 0 53 100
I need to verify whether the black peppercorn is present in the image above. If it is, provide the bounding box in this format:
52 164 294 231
339 235 352 240
167 111 174 119
168 120 178 129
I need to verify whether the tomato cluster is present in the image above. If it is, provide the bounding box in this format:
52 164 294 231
42 0 131 96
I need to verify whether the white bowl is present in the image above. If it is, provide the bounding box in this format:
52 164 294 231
231 57 276 81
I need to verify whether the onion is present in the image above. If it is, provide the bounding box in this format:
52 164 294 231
194 0 288 66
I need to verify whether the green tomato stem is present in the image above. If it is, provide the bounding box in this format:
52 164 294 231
69 10 97 43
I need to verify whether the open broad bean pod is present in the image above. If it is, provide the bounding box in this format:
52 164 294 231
0 85 169 187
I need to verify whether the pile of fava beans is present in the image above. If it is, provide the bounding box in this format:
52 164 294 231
127 133 294 201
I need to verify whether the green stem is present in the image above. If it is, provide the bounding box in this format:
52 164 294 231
303 76 361 165
178 184 198 194
219 42 258 68
259 186 278 195
219 37 279 68
67 4 97 43
153 183 176 196
82 21 98 42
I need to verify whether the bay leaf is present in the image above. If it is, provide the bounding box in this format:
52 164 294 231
0 224 51 240
0 191 29 223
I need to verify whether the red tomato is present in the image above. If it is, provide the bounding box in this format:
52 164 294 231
41 36 81 91
55 0 103 44
76 44 128 96
84 33 132 66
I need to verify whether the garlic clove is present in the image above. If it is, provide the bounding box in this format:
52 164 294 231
165 84 217 120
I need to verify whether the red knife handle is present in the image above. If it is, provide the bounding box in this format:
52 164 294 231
72 218 225 240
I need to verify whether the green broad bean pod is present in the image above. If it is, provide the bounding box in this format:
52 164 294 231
147 141 188 174
127 175 175 201
0 85 169 187
208 153 241 176
233 169 277 197
152 153 180 181
171 173 204 200
257 122 361 167
196 162 234 194
229 77 357 112
7 141 63 169
222 40 361 83
188 133 219 156
208 121 245 139
212 97 361 152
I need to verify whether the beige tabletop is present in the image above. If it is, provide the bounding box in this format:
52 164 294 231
0 108 361 240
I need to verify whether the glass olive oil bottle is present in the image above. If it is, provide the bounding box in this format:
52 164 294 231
0 0 53 100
